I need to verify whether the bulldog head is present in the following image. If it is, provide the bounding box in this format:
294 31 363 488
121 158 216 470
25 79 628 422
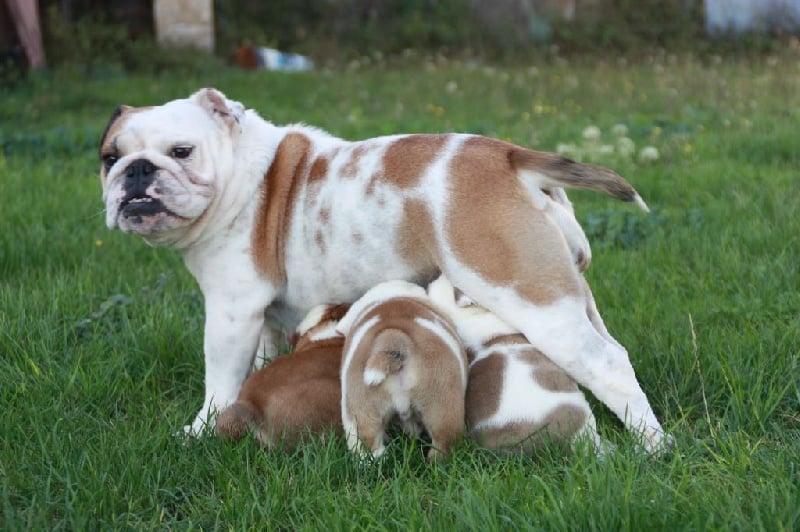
98 88 245 245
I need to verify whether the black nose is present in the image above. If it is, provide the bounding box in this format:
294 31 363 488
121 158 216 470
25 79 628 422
124 158 157 197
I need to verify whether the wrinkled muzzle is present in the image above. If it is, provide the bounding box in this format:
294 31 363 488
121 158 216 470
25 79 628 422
117 158 170 219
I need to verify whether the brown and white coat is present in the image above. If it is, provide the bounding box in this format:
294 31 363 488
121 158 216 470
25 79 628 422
99 89 668 452
336 280 468 460
428 276 601 453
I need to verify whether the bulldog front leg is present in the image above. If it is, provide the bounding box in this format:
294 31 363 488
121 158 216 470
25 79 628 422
185 294 269 436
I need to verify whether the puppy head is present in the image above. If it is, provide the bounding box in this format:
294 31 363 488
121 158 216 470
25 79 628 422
292 303 349 352
98 88 245 245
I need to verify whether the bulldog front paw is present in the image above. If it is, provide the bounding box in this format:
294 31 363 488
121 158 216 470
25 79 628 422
180 412 216 438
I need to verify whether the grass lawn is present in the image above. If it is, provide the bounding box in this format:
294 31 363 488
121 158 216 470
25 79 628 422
1 53 799 529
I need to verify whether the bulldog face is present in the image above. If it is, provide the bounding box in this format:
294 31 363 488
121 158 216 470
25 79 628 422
98 88 244 244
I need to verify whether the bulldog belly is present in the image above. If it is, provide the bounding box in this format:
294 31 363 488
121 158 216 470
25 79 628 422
282 226 429 312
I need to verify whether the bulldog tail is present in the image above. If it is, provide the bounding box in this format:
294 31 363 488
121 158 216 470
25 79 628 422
363 328 412 386
215 400 260 441
510 148 649 212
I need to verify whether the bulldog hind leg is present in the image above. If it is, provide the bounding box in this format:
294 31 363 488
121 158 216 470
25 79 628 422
440 206 668 452
456 272 666 451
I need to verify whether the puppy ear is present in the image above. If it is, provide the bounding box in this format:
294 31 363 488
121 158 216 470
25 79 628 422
191 88 245 131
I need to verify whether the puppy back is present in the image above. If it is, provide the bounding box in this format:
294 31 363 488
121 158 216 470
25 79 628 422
349 297 466 387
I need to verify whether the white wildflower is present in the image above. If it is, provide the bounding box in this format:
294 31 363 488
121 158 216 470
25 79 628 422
639 146 660 163
598 144 615 155
445 81 458 93
556 143 579 159
617 137 636 158
611 123 629 137
582 125 601 141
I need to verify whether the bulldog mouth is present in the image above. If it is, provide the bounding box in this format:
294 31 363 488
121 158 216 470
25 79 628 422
120 195 168 218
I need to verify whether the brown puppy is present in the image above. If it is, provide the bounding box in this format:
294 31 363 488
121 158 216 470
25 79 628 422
215 304 348 449
337 280 469 460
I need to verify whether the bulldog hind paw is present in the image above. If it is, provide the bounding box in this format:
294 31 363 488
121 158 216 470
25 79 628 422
642 428 676 456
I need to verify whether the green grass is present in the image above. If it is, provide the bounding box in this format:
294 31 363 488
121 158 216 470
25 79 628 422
2 54 799 529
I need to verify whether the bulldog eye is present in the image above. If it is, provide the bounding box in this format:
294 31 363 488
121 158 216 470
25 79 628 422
171 146 193 159
101 154 118 170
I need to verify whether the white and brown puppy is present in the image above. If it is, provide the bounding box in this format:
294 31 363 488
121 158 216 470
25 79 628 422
98 88 668 452
336 280 468 460
215 304 348 450
428 276 601 453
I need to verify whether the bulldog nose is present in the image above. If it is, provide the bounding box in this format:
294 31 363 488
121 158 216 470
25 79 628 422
124 158 157 196
125 158 156 179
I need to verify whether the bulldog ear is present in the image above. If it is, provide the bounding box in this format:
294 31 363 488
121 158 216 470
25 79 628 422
99 104 133 153
191 88 245 130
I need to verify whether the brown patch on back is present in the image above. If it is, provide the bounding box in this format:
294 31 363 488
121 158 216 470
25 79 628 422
472 404 587 452
515 347 579 393
446 136 582 305
314 230 326 254
339 145 368 178
251 133 311 285
382 134 449 189
397 198 438 276
307 155 330 185
465 353 505 430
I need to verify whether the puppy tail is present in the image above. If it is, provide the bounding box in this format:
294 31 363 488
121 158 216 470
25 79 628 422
215 400 260 441
363 328 413 386
511 147 649 212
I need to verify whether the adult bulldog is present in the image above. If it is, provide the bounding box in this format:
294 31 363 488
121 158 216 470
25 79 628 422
98 88 668 451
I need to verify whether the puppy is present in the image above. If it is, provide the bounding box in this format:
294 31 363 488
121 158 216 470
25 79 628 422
336 281 468 460
215 304 348 450
99 88 669 452
428 276 601 453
